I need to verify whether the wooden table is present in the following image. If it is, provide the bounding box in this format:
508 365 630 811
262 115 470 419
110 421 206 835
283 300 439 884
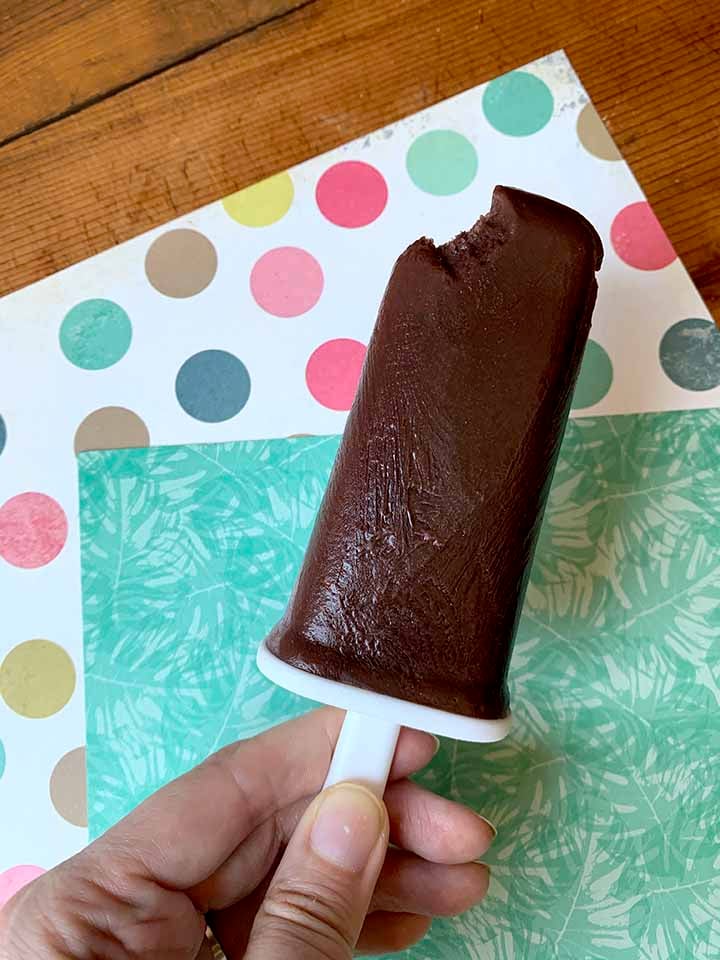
1 0 718 319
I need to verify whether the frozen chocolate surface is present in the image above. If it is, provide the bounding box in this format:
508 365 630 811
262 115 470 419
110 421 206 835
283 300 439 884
267 186 603 719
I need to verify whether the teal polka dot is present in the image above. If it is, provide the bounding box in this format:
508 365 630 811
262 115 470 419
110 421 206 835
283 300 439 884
572 340 613 410
483 71 554 137
0 415 5 457
60 299 132 370
0 739 4 779
660 318 720 391
406 130 478 196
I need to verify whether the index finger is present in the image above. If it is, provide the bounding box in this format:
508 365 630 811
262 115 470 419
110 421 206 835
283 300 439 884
100 708 437 889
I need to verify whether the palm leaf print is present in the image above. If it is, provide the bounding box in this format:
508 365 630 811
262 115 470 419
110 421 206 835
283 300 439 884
80 411 720 958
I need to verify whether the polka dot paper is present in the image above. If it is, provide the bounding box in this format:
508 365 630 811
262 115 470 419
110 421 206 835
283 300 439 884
0 49 718 880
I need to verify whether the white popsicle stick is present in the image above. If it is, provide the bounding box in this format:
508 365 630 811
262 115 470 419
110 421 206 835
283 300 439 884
256 640 511 797
322 711 401 797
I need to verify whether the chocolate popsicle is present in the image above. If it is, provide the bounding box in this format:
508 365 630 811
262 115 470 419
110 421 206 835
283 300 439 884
267 186 603 721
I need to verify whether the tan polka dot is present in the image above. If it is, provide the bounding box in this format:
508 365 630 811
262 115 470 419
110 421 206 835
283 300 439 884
145 229 217 298
74 406 150 455
577 103 622 162
50 747 87 827
0 639 75 718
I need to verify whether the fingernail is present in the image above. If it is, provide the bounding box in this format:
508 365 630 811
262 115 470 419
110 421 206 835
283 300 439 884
476 814 497 840
430 735 441 756
310 783 385 873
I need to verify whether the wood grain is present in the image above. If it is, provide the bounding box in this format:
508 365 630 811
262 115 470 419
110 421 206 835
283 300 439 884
0 0 309 144
0 0 718 317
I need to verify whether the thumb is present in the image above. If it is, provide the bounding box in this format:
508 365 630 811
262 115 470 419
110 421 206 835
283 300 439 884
245 782 388 959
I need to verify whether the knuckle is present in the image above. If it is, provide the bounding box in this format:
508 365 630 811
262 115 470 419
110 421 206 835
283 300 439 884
257 877 356 959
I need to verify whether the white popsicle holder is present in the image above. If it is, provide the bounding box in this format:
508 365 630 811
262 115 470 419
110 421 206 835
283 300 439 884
257 640 511 797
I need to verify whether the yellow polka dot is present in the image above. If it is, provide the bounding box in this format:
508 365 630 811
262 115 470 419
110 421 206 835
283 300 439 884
222 172 294 227
0 639 75 718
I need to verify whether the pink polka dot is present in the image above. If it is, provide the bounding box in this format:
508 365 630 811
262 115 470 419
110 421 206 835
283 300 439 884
0 493 68 569
610 201 677 271
316 161 388 228
250 247 324 317
306 339 367 411
0 865 46 907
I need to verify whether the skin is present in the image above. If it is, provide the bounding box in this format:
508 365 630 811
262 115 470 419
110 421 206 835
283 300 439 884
0 708 495 959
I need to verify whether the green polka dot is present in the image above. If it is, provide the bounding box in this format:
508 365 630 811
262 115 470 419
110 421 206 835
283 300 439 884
483 71 554 137
0 739 4 779
572 340 613 410
60 299 132 370
406 130 478 196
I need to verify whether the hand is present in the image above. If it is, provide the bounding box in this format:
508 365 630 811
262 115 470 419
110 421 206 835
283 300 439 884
0 708 495 958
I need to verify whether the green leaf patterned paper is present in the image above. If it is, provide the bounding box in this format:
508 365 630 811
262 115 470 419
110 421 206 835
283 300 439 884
79 410 720 960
